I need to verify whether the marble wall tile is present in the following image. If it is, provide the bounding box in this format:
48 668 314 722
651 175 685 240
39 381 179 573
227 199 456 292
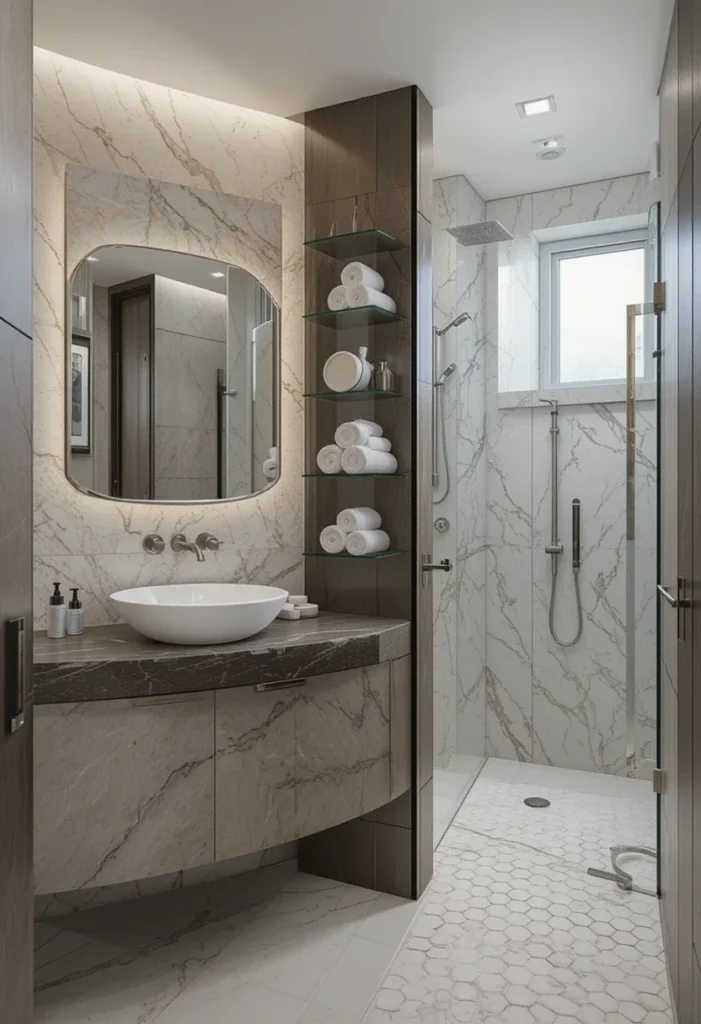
389 656 411 800
295 664 391 837
33 49 304 627
480 173 659 777
154 276 229 342
35 693 215 894
214 685 298 862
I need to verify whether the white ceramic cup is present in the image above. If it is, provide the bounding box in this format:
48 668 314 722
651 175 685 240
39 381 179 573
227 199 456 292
322 347 373 392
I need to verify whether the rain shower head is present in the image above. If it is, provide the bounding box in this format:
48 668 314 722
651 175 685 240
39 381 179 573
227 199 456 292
448 220 514 246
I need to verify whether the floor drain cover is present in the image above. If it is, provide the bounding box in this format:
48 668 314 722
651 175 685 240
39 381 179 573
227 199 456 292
524 797 551 808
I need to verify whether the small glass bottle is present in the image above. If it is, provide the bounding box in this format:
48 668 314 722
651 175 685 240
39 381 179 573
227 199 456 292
47 582 66 639
373 361 394 392
66 588 84 636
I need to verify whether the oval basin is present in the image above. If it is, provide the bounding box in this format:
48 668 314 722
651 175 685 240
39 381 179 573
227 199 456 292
110 583 289 645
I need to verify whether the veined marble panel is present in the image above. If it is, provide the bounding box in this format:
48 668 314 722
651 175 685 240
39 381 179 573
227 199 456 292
296 664 391 837
33 49 303 627
154 275 228 342
531 173 660 232
154 330 225 430
215 685 298 861
35 693 215 894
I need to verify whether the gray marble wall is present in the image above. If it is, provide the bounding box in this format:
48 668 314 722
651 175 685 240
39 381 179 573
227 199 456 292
33 48 303 628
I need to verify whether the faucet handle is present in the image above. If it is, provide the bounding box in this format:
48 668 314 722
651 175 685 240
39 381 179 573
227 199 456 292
143 533 165 555
196 532 220 553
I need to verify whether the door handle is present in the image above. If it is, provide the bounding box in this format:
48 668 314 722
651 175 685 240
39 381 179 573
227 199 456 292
658 578 692 642
5 617 27 734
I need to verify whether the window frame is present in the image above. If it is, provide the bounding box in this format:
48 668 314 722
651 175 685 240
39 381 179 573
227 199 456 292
540 229 651 391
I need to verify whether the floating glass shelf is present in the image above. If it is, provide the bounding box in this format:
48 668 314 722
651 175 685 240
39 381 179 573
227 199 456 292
304 228 404 260
303 388 406 401
304 472 407 479
304 550 406 560
304 306 404 329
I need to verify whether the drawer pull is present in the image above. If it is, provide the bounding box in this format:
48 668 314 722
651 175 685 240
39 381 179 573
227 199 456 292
255 678 306 693
6 617 27 734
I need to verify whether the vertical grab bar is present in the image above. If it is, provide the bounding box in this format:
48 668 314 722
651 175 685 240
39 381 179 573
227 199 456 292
572 499 581 572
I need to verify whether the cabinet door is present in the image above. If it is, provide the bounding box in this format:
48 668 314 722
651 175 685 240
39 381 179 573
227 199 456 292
34 693 215 894
215 684 298 861
296 663 391 838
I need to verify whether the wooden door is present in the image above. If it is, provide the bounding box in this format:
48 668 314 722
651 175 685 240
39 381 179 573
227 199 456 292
0 0 34 1017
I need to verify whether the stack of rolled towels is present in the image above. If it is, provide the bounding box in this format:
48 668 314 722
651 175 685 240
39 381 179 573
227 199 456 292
262 446 278 481
316 419 398 475
320 507 391 556
327 262 396 314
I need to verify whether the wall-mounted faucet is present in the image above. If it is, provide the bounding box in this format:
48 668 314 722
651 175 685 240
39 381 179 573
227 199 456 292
170 533 220 562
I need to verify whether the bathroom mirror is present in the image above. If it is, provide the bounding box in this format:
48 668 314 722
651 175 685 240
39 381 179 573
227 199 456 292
66 245 279 502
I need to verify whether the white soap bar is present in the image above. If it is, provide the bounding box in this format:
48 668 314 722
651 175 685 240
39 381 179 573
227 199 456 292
298 603 319 618
277 605 301 620
288 595 308 607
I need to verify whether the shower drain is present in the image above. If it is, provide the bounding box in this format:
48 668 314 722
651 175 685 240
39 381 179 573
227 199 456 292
524 797 551 808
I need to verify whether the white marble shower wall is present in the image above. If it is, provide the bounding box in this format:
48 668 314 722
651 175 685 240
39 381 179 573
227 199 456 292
483 173 660 776
432 175 488 771
33 48 304 628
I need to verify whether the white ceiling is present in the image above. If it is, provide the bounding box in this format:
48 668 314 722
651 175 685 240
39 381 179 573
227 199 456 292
34 0 673 200
87 247 228 293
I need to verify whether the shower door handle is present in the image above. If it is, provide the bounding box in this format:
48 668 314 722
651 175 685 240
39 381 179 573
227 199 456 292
421 555 453 588
658 578 691 642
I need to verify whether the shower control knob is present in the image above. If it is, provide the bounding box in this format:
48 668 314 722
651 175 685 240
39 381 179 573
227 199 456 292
434 517 450 533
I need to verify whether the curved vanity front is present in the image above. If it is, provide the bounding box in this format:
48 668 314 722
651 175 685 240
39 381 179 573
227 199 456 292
33 613 411 896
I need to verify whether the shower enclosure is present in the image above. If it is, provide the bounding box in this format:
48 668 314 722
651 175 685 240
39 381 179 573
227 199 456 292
432 173 662 881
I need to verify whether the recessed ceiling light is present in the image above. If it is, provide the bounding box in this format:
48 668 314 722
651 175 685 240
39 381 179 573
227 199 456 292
86 255 98 262
211 271 225 278
516 95 556 118
534 137 566 161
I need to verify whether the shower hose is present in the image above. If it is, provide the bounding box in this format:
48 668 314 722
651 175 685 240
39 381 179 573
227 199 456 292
549 565 584 647
433 383 450 505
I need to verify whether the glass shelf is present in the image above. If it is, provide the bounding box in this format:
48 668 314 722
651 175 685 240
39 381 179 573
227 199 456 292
304 472 407 479
303 550 406 560
303 388 406 401
304 306 404 329
304 228 404 260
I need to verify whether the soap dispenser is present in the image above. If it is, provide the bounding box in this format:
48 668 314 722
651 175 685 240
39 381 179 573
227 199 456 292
66 588 84 636
48 582 66 639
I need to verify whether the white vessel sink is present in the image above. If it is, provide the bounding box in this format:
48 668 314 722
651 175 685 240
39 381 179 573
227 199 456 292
110 583 289 645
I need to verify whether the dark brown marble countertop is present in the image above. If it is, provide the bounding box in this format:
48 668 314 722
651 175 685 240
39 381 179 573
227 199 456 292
33 613 411 704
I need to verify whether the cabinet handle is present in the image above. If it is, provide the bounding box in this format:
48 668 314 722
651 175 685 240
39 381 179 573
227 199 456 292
6 617 27 734
255 678 306 693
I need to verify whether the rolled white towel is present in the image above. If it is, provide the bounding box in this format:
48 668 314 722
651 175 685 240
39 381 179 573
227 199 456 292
269 446 278 459
347 529 391 556
341 261 385 292
316 444 343 474
334 419 383 448
278 604 301 620
341 446 398 475
347 285 396 314
328 285 350 311
298 603 319 618
262 457 277 480
337 507 383 532
366 436 392 452
320 525 348 554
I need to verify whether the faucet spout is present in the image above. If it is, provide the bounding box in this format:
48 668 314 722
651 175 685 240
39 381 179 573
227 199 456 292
171 533 206 561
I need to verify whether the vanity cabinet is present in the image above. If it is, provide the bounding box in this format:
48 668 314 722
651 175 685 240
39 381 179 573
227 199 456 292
34 693 215 894
34 658 411 894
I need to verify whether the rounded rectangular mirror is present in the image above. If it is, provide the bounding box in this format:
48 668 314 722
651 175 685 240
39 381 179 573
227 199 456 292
66 244 279 502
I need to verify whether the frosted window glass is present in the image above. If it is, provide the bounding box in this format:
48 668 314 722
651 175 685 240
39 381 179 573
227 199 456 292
558 247 645 384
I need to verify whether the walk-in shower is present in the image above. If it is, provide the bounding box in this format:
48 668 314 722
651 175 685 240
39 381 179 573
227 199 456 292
539 398 584 647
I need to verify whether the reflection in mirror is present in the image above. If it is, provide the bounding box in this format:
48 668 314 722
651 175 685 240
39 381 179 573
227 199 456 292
67 245 278 502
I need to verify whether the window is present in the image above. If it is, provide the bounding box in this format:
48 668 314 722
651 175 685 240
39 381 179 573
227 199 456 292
541 231 650 389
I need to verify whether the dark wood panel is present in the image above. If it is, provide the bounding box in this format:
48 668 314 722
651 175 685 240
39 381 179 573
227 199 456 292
304 96 377 205
0 318 33 1024
677 152 694 1024
376 88 413 193
0 0 32 337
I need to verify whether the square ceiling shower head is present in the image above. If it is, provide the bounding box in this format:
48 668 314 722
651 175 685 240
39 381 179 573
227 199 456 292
447 220 514 246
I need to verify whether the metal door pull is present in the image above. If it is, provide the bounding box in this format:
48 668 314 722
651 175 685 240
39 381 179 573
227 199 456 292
5 617 27 734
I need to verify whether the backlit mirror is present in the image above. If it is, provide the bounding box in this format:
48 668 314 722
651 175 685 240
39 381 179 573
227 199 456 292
66 245 278 502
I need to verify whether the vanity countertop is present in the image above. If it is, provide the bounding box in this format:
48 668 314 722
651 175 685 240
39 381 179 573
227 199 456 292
33 613 411 704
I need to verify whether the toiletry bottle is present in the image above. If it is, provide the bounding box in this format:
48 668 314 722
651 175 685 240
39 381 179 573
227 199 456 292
373 360 394 392
48 582 66 639
66 588 84 636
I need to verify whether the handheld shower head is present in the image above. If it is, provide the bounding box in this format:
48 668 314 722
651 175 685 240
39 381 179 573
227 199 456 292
435 312 471 337
436 363 456 387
